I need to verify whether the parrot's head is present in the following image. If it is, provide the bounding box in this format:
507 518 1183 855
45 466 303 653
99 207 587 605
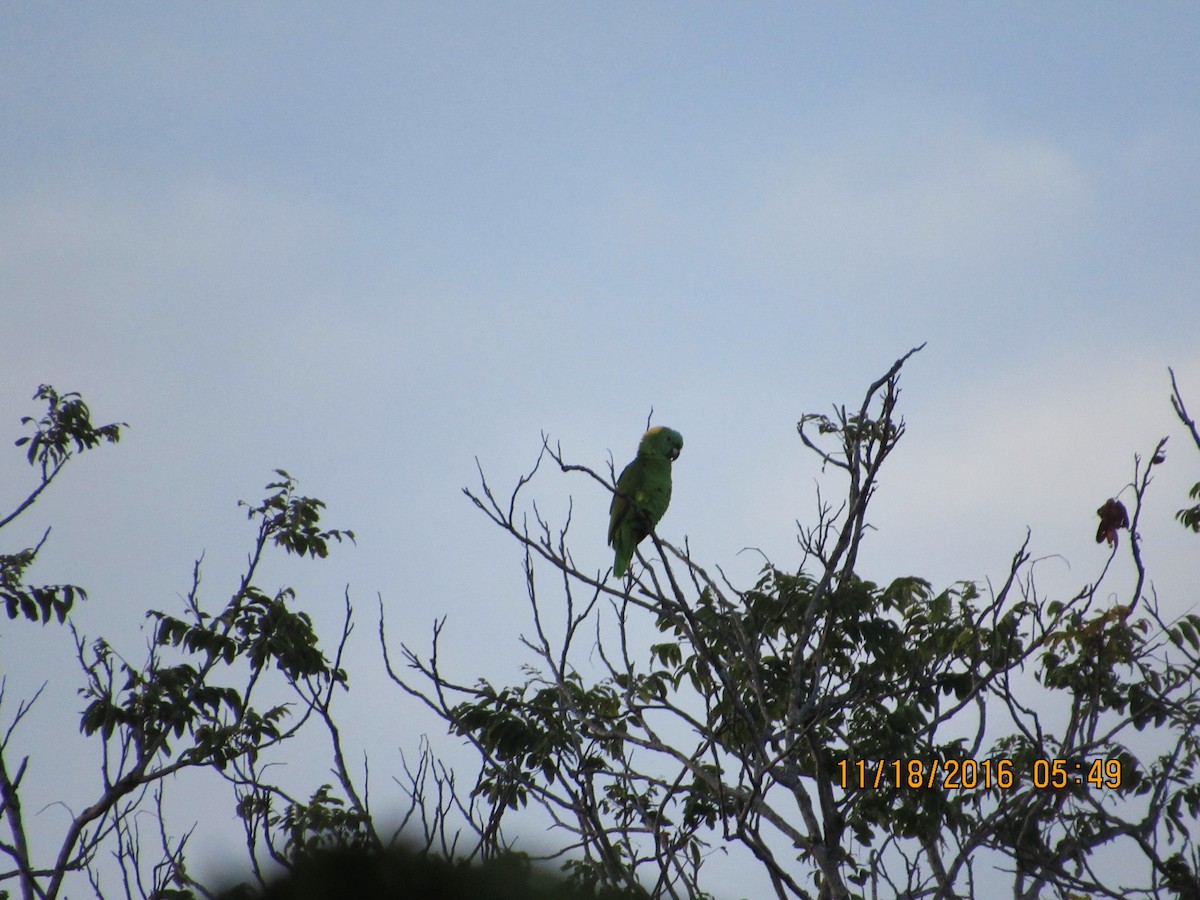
640 426 683 462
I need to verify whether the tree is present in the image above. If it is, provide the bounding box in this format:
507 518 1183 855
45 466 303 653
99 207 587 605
388 347 1200 899
4 353 1200 899
0 386 366 899
212 843 647 900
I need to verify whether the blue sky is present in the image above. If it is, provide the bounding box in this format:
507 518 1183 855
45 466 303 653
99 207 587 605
2 4 1199 895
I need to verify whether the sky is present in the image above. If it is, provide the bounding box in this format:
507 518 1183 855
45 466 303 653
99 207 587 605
2 3 1199 896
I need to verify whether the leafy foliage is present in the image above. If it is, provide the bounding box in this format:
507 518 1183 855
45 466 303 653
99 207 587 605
5 362 1200 900
240 469 355 560
0 541 85 623
214 843 650 900
1177 481 1200 532
390 349 1200 899
14 384 124 477
0 388 360 900
1 385 124 623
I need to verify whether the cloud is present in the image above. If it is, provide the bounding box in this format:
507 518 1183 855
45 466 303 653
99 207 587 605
0 182 344 301
752 130 1094 285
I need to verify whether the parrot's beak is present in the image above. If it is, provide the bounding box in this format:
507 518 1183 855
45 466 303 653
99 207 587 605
669 448 680 461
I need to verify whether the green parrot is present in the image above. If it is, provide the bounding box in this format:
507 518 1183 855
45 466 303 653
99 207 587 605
608 426 683 578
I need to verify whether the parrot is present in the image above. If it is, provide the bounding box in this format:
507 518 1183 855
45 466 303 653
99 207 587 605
1095 498 1129 547
608 426 683 578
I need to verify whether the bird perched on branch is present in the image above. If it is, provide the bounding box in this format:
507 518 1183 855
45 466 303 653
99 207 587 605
1096 498 1129 547
608 426 683 578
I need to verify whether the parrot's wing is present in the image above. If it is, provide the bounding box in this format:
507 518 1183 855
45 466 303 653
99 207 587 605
639 461 672 528
608 460 642 546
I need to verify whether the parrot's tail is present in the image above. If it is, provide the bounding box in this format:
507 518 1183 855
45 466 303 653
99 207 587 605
613 549 632 579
